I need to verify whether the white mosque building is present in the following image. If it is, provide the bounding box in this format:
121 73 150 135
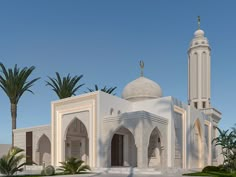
13 24 222 171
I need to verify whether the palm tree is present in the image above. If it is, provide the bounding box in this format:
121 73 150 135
212 127 236 170
46 72 84 99
0 63 39 146
0 147 27 176
86 84 117 95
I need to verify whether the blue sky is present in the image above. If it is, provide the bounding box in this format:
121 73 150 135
0 1 235 144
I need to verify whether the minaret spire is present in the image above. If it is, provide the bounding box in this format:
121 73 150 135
139 60 144 77
197 16 201 29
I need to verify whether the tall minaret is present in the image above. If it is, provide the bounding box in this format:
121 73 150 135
188 17 211 109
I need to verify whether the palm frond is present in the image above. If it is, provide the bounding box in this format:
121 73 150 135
58 157 90 174
0 147 26 176
86 84 117 95
0 63 39 104
46 73 84 99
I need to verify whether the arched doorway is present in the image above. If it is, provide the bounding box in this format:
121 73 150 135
148 127 162 168
192 119 203 168
37 134 51 166
65 118 89 163
111 127 137 167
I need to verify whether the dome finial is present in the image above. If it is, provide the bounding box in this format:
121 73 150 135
197 16 201 29
139 60 144 76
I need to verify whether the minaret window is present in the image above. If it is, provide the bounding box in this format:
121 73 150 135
194 102 198 109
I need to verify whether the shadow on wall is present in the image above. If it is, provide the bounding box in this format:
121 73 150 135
187 118 205 169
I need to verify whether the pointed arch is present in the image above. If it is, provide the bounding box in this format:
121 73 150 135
63 117 88 140
193 119 203 137
147 126 162 168
64 117 89 164
192 118 203 168
37 134 51 166
111 125 136 143
110 126 137 167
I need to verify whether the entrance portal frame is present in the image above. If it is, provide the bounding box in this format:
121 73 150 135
51 94 97 167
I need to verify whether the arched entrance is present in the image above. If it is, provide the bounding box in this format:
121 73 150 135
148 127 162 168
65 118 89 163
192 119 203 168
37 134 51 166
111 127 137 167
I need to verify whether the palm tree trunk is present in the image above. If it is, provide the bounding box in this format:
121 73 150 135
11 103 17 147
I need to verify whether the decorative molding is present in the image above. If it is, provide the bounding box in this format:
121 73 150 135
51 94 97 167
52 92 98 107
174 105 187 169
204 120 212 165
103 111 168 125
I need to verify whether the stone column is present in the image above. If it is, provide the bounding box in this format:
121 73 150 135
137 145 148 168
137 129 149 169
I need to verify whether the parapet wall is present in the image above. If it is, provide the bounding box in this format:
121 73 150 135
0 144 11 157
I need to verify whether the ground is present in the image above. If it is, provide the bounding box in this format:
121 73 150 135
53 174 193 177
0 173 196 177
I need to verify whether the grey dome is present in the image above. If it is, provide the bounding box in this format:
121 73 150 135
122 76 162 102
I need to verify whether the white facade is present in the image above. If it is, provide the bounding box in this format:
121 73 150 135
13 27 222 171
13 125 51 166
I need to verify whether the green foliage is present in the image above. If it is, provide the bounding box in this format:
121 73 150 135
202 166 219 173
0 147 27 176
46 72 84 99
212 126 236 172
43 165 55 176
40 169 45 175
86 84 117 95
184 171 236 177
202 166 223 173
58 157 90 174
0 63 40 145
218 164 228 172
0 63 40 104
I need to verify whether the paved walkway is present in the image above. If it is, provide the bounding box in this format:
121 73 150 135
53 173 196 177
0 173 199 177
0 172 199 177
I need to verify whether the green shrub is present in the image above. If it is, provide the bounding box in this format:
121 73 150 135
43 165 55 176
0 147 27 176
41 169 45 175
202 166 221 173
58 157 90 174
218 164 227 172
